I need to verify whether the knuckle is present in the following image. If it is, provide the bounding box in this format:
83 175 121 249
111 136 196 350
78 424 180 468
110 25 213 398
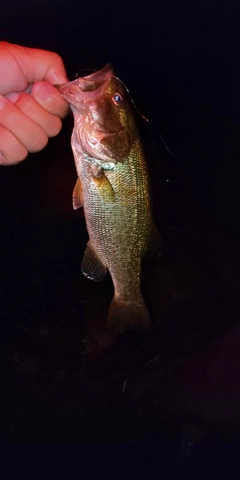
14 149 28 164
51 52 65 70
0 146 28 165
0 126 28 164
29 131 48 152
0 152 8 165
48 117 62 137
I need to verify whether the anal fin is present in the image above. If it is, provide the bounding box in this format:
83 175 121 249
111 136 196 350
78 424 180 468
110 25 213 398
81 241 107 281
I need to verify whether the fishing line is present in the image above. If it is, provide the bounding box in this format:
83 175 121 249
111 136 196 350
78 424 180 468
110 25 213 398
75 68 97 79
73 70 180 165
112 75 182 164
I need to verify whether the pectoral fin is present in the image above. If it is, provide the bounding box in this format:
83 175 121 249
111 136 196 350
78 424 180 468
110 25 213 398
81 241 107 281
72 178 84 210
92 173 114 202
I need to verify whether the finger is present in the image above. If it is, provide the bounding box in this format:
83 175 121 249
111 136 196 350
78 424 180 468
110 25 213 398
0 124 28 165
0 95 48 153
25 45 69 84
6 91 63 137
32 81 70 119
0 42 69 94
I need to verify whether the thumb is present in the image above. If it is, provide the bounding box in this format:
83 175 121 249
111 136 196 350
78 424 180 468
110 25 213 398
0 42 68 95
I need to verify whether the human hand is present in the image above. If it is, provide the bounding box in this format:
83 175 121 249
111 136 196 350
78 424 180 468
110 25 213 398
0 42 70 165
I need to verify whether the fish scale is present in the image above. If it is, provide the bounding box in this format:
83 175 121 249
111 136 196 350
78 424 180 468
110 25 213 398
82 141 151 276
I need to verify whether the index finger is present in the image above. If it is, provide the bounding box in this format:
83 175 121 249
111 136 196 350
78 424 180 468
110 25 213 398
0 42 69 95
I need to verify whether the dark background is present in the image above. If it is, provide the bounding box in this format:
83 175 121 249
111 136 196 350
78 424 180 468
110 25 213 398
1 1 240 479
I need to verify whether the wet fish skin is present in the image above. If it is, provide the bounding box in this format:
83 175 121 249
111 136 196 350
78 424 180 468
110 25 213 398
59 65 160 333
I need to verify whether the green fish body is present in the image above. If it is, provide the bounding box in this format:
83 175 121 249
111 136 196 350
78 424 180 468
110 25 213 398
59 65 161 333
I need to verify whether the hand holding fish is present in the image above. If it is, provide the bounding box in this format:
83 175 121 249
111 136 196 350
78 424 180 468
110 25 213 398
0 42 69 165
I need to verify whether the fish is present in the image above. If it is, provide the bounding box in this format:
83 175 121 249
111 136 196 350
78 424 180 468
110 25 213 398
58 64 162 334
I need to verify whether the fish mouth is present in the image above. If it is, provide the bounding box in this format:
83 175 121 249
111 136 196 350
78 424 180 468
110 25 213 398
56 83 86 111
56 66 114 111
57 64 113 94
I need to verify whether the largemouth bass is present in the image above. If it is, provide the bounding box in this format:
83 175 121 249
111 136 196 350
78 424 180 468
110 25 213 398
59 65 161 333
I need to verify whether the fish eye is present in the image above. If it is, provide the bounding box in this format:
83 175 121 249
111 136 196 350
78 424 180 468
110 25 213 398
112 92 124 105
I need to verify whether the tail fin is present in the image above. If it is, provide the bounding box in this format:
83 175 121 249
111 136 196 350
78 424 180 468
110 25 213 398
107 295 151 334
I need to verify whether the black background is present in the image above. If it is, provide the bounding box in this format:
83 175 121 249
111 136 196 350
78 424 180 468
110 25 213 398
1 1 240 479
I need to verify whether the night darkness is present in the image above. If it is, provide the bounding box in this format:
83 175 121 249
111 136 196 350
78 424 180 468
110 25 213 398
1 1 240 479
